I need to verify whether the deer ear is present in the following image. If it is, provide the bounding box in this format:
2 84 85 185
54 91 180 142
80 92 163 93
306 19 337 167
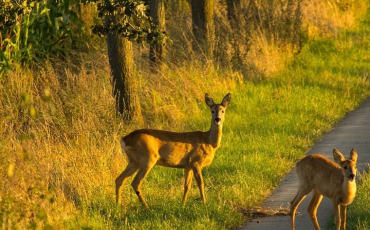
333 149 345 164
349 148 358 163
205 93 215 107
221 93 231 108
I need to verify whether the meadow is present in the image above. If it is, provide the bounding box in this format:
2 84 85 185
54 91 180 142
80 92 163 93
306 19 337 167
1 0 370 229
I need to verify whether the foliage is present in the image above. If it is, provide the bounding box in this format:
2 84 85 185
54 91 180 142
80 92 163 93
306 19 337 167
87 0 167 45
0 0 79 74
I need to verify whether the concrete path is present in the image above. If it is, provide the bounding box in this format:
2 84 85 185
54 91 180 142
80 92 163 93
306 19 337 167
241 98 370 230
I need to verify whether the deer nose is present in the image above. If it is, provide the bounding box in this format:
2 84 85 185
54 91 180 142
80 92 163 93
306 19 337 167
349 174 355 181
215 118 221 123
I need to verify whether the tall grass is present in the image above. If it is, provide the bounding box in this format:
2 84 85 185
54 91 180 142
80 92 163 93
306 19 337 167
1 0 370 229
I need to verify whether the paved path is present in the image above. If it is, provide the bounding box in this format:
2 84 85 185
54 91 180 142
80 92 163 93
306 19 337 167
241 98 370 230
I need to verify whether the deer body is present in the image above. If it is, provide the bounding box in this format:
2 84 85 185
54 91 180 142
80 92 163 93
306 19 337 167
116 93 231 208
290 149 358 230
121 129 218 169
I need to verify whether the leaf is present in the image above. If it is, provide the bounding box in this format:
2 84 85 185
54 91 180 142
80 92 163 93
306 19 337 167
40 8 50 15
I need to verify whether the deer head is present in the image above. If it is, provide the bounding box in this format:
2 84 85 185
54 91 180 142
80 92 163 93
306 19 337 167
205 93 231 126
333 148 358 182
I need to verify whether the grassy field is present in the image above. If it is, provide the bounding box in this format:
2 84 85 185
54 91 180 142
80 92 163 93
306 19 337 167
1 2 370 230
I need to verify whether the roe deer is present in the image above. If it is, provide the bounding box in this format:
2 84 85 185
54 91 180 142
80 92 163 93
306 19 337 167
290 149 358 230
116 93 231 208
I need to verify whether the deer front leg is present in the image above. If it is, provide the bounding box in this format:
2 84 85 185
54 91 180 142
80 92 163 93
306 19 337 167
333 202 341 230
340 205 347 230
192 165 206 202
183 168 193 204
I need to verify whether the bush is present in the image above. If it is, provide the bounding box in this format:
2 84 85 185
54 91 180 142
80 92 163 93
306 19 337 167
0 0 79 74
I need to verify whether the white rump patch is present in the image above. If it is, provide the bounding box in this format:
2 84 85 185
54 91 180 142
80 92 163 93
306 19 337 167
120 138 128 152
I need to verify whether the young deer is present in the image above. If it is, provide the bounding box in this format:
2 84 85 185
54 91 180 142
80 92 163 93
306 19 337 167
290 149 358 230
116 93 231 208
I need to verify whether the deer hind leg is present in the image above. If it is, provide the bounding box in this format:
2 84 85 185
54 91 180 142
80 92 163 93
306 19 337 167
307 190 323 230
115 161 139 205
290 184 312 230
192 165 206 202
131 158 157 208
182 168 193 204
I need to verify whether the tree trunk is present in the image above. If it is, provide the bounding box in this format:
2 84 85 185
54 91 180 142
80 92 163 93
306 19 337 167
149 0 166 67
191 0 215 58
106 34 142 123
226 0 242 70
226 0 241 27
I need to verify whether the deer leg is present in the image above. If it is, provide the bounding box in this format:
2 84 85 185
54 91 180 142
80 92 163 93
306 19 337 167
192 165 206 202
290 184 312 230
307 190 323 230
115 161 139 205
182 168 193 204
131 160 156 208
340 205 347 230
333 202 341 230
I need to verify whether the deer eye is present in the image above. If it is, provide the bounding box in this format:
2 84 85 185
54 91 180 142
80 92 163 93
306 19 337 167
344 166 348 169
212 111 215 114
222 110 225 113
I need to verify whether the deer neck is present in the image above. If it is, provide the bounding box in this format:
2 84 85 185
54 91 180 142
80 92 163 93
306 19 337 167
342 178 357 204
206 122 223 149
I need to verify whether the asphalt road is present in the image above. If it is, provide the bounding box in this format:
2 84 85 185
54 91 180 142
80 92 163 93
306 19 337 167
241 97 370 230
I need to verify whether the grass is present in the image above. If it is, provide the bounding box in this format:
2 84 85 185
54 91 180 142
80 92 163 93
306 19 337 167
1 2 370 230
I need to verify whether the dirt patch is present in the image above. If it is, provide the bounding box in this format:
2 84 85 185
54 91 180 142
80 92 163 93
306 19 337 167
243 206 292 218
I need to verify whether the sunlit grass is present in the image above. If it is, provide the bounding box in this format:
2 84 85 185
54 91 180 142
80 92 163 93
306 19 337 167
1 3 370 230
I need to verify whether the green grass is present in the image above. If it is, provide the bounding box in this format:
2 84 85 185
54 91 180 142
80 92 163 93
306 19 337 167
1 4 370 230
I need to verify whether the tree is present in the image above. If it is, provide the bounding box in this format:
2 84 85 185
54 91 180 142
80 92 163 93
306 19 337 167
91 0 166 122
106 32 142 122
226 0 241 27
149 0 166 67
226 0 243 71
191 0 215 58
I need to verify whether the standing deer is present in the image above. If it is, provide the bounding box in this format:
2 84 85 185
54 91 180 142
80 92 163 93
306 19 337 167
290 149 358 230
116 93 231 208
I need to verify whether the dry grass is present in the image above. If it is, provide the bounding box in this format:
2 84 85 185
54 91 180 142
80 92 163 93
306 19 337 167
0 50 237 228
302 0 368 39
0 55 123 228
1 0 369 229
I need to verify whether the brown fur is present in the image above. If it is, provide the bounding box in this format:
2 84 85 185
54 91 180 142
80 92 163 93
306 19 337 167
290 149 358 230
116 93 231 208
